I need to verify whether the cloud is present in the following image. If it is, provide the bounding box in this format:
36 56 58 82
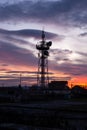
6 70 37 74
0 0 87 27
0 28 59 47
0 28 61 67
48 48 87 77
0 28 62 68
50 48 72 62
0 40 37 67
0 28 59 41
79 32 87 37
49 60 87 77
76 51 87 57
0 28 62 70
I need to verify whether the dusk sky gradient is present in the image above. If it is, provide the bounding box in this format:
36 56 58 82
0 0 87 87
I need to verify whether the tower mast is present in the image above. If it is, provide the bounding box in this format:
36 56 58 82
36 30 52 88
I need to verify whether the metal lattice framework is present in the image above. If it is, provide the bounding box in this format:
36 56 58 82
36 30 52 87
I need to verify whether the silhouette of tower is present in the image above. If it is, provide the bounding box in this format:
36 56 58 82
36 30 52 87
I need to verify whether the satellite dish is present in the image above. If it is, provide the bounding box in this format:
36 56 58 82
46 41 52 47
44 50 49 56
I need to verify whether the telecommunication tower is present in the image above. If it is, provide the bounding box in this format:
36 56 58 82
36 30 52 87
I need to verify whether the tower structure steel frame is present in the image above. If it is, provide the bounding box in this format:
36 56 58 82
36 30 52 87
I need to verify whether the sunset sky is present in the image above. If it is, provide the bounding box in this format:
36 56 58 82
0 0 87 87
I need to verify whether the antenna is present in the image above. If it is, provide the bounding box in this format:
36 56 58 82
36 30 52 88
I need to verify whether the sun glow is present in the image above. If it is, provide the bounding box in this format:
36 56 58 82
68 77 87 89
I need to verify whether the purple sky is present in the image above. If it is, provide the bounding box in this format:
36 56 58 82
0 0 87 86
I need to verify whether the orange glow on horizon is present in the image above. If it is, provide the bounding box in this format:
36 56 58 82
68 77 87 89
0 63 87 88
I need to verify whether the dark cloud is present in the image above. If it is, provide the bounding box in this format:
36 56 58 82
0 0 87 26
79 32 87 37
49 60 87 77
6 70 38 74
0 40 37 67
0 28 59 40
50 75 71 81
76 51 87 57
50 48 72 62
1 64 8 66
